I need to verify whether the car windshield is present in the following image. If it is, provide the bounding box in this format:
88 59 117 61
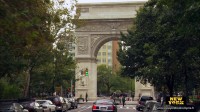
36 101 46 104
47 101 53 105
59 97 65 103
54 97 60 102
30 102 39 107
96 100 113 105
141 96 153 101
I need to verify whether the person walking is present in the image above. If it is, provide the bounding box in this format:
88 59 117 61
122 95 126 107
85 92 88 102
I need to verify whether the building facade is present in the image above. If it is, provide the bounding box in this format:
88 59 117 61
97 40 120 72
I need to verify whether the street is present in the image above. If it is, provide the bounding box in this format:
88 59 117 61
68 101 137 112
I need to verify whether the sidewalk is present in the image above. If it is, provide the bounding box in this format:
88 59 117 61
125 100 138 105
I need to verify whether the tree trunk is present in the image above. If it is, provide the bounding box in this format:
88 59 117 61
183 60 189 103
24 67 31 97
166 74 174 96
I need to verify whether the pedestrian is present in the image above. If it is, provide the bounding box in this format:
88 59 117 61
161 95 164 106
85 92 88 102
122 95 126 107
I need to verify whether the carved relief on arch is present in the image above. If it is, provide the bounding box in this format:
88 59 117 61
77 21 127 32
118 21 133 31
76 23 111 32
106 22 121 30
91 35 100 48
91 34 111 49
77 36 89 55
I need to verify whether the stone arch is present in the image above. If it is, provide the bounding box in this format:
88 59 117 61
74 1 154 100
92 35 120 58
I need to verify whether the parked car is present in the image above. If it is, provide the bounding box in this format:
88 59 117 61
20 101 48 112
92 99 118 112
65 94 78 109
136 100 163 112
36 100 56 112
63 98 71 110
139 96 154 105
136 96 154 111
0 102 28 112
59 97 70 110
46 96 68 112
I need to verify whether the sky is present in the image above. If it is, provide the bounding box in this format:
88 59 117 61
78 0 148 3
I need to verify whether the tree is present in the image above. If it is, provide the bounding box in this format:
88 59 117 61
97 65 113 95
0 0 55 97
48 0 80 95
0 0 79 97
118 0 200 98
97 65 134 96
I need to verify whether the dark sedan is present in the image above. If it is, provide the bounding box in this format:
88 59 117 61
0 102 28 112
20 101 48 112
92 99 118 112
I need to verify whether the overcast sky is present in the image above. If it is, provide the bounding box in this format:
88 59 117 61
78 0 148 3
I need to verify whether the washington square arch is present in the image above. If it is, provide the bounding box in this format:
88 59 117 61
74 1 155 100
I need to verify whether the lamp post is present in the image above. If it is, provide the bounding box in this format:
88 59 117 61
52 57 57 95
70 79 73 96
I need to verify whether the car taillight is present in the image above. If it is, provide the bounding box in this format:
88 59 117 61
55 102 61 106
112 106 115 110
108 106 115 110
92 105 97 109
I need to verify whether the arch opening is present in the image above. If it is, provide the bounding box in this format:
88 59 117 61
92 35 120 58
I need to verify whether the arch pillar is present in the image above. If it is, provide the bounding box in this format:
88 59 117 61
75 57 98 100
134 79 155 100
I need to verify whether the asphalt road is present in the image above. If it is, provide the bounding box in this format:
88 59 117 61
68 102 137 112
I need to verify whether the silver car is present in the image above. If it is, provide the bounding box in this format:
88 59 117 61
92 99 118 112
0 102 28 112
64 98 72 110
36 100 56 112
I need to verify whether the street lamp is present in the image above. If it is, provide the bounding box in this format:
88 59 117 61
52 57 57 95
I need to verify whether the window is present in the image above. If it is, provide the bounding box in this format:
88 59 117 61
108 45 112 50
102 52 106 56
108 52 111 56
102 58 106 63
97 59 101 63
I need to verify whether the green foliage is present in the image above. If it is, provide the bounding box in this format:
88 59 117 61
118 0 200 96
0 78 22 99
0 0 54 77
97 65 113 94
0 0 79 98
97 65 135 95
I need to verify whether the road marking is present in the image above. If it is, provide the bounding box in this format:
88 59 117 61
77 106 91 112
118 106 136 109
80 106 86 108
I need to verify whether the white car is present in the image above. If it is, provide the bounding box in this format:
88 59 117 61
36 100 56 112
64 98 72 110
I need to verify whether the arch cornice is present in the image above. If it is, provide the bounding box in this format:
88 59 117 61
76 19 133 32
